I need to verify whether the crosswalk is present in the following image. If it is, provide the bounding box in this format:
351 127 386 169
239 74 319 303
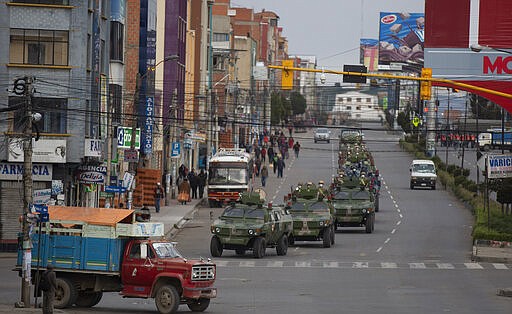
213 260 510 270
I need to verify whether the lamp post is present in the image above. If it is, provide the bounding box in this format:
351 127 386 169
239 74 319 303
128 54 179 209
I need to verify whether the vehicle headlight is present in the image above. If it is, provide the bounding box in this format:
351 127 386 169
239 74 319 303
248 229 254 235
362 209 367 214
411 176 417 180
215 227 220 233
319 221 324 226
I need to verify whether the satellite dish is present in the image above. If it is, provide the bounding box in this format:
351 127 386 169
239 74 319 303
254 188 266 202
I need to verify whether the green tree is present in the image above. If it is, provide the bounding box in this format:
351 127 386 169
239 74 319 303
271 92 293 125
290 91 307 116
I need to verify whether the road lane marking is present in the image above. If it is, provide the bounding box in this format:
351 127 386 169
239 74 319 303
391 229 396 234
384 238 391 244
376 247 383 252
436 263 455 269
240 261 255 267
464 263 483 269
381 262 398 269
323 261 339 268
267 261 284 267
352 262 369 268
396 221 402 226
409 263 426 269
295 261 311 268
390 195 394 200
493 263 508 269
399 214 403 218
215 260 228 267
397 208 401 213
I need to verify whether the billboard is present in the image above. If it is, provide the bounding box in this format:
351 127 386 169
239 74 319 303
378 12 425 65
360 39 379 72
424 0 512 113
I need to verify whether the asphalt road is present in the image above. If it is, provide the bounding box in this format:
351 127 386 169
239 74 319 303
1 124 510 313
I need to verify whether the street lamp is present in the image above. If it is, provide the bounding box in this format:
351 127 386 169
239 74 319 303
127 54 179 209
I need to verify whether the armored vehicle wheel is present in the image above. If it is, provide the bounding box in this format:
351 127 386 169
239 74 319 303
323 227 332 248
410 183 414 190
365 215 374 233
187 298 210 312
75 291 102 307
155 284 180 314
330 225 335 245
288 236 295 246
54 277 78 309
276 235 288 256
210 236 223 257
253 237 266 258
375 197 380 212
235 248 245 256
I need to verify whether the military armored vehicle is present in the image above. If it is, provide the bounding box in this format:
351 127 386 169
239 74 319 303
331 177 375 233
210 191 292 258
286 182 335 248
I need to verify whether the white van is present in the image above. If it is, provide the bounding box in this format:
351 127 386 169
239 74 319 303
409 159 437 190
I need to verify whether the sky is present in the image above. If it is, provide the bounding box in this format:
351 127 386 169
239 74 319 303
230 0 425 84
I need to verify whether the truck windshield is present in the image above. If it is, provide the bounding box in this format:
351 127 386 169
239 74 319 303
152 242 182 259
290 202 307 211
208 168 248 185
310 202 329 212
412 164 435 174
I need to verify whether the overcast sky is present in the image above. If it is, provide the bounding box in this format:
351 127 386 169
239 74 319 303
230 0 425 83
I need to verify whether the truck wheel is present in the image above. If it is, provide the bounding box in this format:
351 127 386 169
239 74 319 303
410 182 414 190
365 216 373 234
253 237 266 258
276 235 288 256
155 285 180 314
235 248 245 256
210 236 223 257
323 227 332 248
288 236 295 246
54 277 78 309
484 144 490 151
330 225 335 245
375 197 380 212
187 298 211 312
75 291 103 307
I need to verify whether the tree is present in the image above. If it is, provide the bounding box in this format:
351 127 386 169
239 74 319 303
270 92 292 126
290 92 307 116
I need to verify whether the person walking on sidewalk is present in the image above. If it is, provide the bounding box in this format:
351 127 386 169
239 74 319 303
261 146 267 162
41 263 57 314
188 169 198 199
293 141 301 158
277 156 285 178
198 169 207 198
255 158 262 177
178 178 191 205
261 165 269 187
154 182 164 213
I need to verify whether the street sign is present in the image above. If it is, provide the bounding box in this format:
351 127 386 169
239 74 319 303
487 154 512 179
117 127 141 149
124 149 139 162
105 186 127 193
171 142 181 158
412 116 420 127
343 64 367 84
100 191 114 198
142 97 154 154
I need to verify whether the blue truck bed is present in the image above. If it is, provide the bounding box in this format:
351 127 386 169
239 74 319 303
17 233 128 272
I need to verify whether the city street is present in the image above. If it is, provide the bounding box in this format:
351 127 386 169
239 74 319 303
1 124 510 314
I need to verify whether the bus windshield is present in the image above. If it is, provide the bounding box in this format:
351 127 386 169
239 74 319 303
208 167 248 185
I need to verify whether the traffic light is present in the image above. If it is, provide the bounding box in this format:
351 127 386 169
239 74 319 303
420 68 432 100
281 60 294 90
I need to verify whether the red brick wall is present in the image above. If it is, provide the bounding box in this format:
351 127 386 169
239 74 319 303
124 0 140 127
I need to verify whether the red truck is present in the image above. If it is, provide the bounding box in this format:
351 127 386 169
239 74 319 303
16 206 216 313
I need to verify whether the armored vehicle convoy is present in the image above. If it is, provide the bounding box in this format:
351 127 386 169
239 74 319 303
286 182 335 247
210 192 293 258
331 178 375 233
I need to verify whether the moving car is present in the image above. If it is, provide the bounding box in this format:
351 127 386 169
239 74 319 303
409 159 437 190
314 128 331 143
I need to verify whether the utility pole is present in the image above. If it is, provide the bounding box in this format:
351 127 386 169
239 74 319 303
20 76 33 308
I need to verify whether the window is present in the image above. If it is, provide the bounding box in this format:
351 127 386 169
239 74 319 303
10 29 68 66
110 22 124 62
213 33 229 42
12 0 69 4
346 106 352 110
366 98 371 103
9 97 67 134
356 106 361 110
346 97 352 102
356 98 361 102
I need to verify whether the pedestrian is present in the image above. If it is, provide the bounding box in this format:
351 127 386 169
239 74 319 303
273 154 278 174
254 145 261 160
261 146 267 162
178 178 191 205
261 165 268 187
255 158 262 177
277 156 285 178
288 123 293 137
288 136 294 149
154 182 164 213
198 169 207 198
293 141 301 158
268 146 274 163
41 263 57 314
188 169 198 199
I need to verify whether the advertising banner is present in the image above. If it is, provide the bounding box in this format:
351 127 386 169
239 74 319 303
360 39 379 72
487 154 512 179
33 189 52 205
84 139 103 157
0 163 53 181
379 12 425 65
117 127 141 149
76 165 107 185
142 97 154 155
8 138 67 163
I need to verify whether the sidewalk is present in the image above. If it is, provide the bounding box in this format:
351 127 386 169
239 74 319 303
472 240 512 263
153 197 205 238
